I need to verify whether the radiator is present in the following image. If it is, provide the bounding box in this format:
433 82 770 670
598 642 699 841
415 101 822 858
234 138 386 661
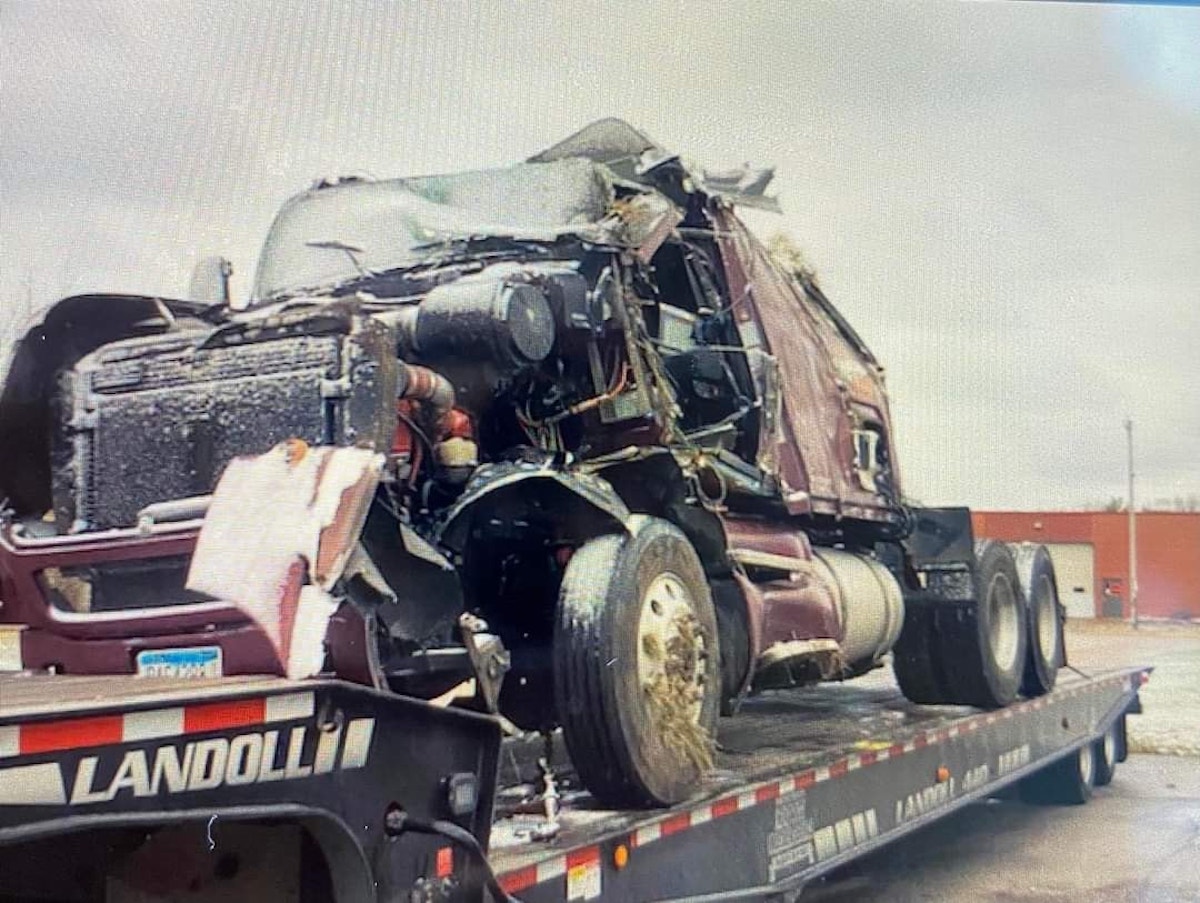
54 314 397 530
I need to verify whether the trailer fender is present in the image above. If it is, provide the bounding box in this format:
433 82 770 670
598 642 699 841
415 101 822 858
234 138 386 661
435 462 631 552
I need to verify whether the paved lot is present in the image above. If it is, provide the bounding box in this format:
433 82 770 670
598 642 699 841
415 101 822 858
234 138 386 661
811 620 1200 902
1064 619 1200 757
810 755 1200 903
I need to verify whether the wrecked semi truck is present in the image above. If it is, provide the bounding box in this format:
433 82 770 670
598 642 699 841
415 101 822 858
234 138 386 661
0 119 1065 811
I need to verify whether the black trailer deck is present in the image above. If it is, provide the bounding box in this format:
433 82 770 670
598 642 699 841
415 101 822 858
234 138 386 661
0 673 504 901
0 666 1146 902
488 667 1146 902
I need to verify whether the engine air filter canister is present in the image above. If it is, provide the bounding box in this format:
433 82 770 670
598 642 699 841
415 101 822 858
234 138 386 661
406 278 555 370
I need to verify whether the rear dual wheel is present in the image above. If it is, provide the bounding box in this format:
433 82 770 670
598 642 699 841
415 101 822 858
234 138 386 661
554 517 720 807
895 540 1029 708
892 604 945 704
942 540 1028 708
1011 543 1064 697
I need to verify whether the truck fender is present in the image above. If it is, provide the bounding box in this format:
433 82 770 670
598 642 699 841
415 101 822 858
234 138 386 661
435 461 631 552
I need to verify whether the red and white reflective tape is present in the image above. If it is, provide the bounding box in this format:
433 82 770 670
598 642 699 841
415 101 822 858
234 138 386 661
497 671 1145 896
0 692 314 760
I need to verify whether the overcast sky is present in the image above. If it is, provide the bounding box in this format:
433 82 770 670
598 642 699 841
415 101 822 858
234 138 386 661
2 1 1197 511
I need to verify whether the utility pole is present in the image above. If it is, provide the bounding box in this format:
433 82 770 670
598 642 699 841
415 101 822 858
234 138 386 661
1125 417 1139 629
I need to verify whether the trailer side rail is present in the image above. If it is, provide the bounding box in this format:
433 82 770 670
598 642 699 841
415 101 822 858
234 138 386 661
494 668 1146 902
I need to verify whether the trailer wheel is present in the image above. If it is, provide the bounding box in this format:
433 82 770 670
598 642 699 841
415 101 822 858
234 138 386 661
1020 742 1095 805
939 540 1028 708
1011 543 1063 697
554 516 720 807
1114 713 1129 762
1094 724 1118 786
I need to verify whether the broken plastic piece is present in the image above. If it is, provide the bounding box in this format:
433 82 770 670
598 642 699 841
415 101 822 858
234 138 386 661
186 442 383 679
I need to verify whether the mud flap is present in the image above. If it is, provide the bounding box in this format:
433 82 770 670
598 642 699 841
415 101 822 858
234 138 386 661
187 441 383 679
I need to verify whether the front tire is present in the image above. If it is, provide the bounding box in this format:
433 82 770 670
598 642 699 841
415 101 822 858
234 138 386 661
554 516 720 807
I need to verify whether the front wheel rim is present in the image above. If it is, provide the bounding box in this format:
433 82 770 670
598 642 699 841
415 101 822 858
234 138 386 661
636 571 708 723
1104 728 1116 766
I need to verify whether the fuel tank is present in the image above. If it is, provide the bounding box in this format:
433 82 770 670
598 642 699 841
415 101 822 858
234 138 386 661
810 548 904 667
723 518 905 680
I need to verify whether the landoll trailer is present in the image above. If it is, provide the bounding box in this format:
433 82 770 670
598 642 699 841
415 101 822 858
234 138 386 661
0 664 1146 901
0 118 1147 899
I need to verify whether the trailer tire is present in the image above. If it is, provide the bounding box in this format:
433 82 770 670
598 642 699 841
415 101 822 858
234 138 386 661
1020 743 1095 805
1010 543 1063 697
1094 724 1118 786
938 541 1028 709
1114 714 1129 762
893 604 947 704
554 517 720 807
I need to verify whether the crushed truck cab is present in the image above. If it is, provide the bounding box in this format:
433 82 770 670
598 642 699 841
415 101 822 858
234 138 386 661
2 120 1065 810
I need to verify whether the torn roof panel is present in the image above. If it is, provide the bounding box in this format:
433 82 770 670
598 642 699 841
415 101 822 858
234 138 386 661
529 118 779 212
526 117 664 169
253 120 781 300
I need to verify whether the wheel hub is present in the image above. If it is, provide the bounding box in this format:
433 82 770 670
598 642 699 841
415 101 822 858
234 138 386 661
1033 574 1060 658
637 572 707 722
1079 743 1096 786
986 572 1021 672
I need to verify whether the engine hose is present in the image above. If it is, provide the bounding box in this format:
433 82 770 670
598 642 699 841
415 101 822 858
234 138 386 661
390 812 519 903
400 363 455 419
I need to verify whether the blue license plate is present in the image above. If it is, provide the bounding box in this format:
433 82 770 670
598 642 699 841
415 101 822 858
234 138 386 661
136 646 223 678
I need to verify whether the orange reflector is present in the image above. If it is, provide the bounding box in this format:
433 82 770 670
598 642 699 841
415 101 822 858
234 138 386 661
436 846 453 878
283 438 309 466
613 844 629 869
936 766 951 783
1140 672 1150 686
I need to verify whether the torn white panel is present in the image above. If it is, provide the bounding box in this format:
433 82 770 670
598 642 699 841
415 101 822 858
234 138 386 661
288 585 341 680
187 443 382 679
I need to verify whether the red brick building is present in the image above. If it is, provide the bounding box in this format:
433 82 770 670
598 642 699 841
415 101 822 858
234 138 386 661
971 511 1200 621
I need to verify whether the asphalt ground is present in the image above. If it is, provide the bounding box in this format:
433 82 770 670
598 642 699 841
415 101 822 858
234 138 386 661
808 754 1200 903
1063 619 1200 758
810 619 1200 902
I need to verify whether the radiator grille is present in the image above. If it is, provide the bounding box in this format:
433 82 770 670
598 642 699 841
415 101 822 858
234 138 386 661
58 332 347 529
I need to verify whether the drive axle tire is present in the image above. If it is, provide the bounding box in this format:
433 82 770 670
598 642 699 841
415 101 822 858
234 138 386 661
893 604 946 704
1011 543 1063 697
939 540 1028 709
1019 743 1096 805
554 516 720 807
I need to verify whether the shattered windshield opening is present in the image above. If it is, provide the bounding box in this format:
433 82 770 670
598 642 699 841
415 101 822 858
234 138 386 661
252 158 611 301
